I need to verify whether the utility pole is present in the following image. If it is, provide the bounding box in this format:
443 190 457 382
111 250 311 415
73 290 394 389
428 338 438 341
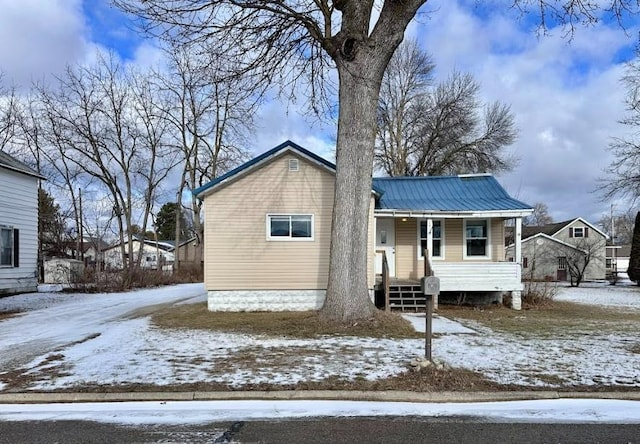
174 190 181 272
611 204 617 276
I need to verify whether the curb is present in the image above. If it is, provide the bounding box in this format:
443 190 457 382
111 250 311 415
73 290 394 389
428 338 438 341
1 391 640 404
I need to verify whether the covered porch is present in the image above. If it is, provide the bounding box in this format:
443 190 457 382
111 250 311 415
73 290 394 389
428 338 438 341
373 213 527 311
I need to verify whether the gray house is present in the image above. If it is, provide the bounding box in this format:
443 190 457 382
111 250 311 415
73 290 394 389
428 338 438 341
0 152 44 295
506 218 607 283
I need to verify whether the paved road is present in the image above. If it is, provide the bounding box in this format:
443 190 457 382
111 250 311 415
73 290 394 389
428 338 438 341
1 417 639 443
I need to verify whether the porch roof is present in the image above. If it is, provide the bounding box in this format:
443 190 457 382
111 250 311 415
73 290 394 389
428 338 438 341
372 175 532 213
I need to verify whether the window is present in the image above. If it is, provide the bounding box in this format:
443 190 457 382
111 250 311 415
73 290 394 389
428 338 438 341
465 219 489 258
523 257 528 268
570 227 588 238
419 220 443 258
288 159 299 172
267 214 313 240
558 257 567 270
0 226 14 267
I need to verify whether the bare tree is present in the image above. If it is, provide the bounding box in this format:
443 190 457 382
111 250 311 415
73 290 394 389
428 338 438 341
113 0 640 322
598 208 636 245
0 74 20 153
602 58 640 200
33 52 178 276
523 202 554 226
155 44 254 267
376 41 517 176
565 238 606 287
376 39 435 176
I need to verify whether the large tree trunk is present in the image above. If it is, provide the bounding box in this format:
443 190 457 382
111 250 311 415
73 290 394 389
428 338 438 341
320 62 384 322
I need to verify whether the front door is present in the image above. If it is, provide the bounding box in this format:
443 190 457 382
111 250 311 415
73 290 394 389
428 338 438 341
375 218 396 277
557 256 567 281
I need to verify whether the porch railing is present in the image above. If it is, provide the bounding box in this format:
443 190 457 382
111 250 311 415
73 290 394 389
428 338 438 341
381 250 390 312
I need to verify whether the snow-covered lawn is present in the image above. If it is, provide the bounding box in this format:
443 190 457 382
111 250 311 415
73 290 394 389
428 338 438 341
0 281 639 391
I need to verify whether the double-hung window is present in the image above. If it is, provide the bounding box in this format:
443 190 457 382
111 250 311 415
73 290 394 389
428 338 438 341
571 227 587 238
465 219 489 258
419 220 443 258
0 226 14 267
267 214 313 240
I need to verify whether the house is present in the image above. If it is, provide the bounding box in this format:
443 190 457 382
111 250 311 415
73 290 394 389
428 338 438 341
103 236 175 271
175 237 203 270
194 141 533 312
506 218 608 283
0 151 45 295
606 244 630 279
65 236 110 265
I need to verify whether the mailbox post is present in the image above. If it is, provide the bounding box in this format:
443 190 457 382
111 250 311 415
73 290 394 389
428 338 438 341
421 275 440 361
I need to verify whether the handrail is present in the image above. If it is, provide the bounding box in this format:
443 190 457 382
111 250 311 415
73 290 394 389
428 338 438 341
423 248 433 277
381 250 390 312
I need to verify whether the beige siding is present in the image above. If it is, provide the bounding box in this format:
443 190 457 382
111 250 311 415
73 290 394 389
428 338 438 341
492 219 505 261
444 219 464 262
394 217 508 280
395 218 417 280
203 153 335 290
367 196 375 288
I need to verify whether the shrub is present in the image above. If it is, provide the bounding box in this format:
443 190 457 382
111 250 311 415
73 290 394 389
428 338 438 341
521 279 557 308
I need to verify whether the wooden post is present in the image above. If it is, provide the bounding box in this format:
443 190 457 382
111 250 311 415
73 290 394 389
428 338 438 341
425 294 433 361
423 248 432 277
421 275 439 362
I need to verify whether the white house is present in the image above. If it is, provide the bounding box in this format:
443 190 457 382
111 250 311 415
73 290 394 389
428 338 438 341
103 237 175 271
0 151 44 295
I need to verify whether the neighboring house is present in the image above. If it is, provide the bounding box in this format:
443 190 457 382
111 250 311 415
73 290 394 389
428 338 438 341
506 218 608 283
194 141 533 312
65 236 110 265
606 244 630 278
103 237 175 271
175 237 203 269
0 151 45 295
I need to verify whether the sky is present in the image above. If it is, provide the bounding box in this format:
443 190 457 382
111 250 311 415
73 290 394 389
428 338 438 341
0 0 638 226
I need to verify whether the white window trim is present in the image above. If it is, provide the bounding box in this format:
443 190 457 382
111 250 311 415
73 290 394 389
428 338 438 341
463 218 492 260
573 227 585 238
417 219 445 260
266 214 314 241
0 225 14 268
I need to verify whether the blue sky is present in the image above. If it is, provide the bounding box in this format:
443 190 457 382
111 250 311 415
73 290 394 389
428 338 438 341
1 0 639 226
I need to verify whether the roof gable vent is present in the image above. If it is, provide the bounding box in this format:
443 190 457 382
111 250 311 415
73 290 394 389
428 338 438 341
288 158 299 172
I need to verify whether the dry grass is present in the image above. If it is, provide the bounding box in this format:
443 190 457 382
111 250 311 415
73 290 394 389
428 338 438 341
152 303 422 339
439 301 640 337
45 366 510 393
0 310 21 321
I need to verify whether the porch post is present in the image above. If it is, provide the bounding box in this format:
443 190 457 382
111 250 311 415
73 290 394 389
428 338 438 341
426 218 433 265
515 217 522 264
512 217 523 311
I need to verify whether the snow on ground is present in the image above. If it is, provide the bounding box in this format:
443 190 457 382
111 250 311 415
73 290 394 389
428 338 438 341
555 280 640 310
1 282 640 391
1 399 640 424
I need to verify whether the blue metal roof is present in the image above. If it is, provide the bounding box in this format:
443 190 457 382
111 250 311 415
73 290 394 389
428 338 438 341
193 140 335 197
372 175 532 212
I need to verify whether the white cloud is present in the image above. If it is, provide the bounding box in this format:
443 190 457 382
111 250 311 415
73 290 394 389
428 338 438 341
413 0 637 223
3 0 638 226
0 0 91 85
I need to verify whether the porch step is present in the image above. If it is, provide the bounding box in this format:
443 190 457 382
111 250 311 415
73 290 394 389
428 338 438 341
388 284 425 312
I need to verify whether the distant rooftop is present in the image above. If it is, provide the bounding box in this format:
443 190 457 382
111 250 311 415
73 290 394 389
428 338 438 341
0 151 44 179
